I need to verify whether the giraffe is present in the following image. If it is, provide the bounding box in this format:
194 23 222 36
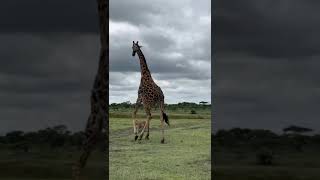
72 0 108 179
131 41 169 143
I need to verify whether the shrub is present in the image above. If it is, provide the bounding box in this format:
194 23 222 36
256 147 274 165
190 110 197 114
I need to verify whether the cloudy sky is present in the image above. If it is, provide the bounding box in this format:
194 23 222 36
109 0 211 104
0 1 100 133
0 0 210 133
4 0 319 134
213 0 320 133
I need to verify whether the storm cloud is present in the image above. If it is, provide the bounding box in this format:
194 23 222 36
0 0 211 133
0 1 100 133
0 1 98 33
213 0 320 132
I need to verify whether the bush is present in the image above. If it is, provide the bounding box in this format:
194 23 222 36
256 147 274 165
190 110 197 114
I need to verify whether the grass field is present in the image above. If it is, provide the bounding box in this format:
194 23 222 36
213 151 320 180
0 148 106 180
213 165 320 180
109 110 211 180
213 137 320 180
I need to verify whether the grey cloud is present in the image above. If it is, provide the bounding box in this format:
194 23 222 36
0 1 98 32
0 0 211 133
110 0 210 27
110 40 210 78
214 0 320 58
142 33 176 52
0 33 99 79
214 54 320 132
109 0 211 104
110 0 162 25
0 0 100 133
214 0 320 133
0 33 99 133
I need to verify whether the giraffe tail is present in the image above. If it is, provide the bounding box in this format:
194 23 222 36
163 112 169 126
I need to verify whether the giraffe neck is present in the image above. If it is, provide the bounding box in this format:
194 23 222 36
136 49 152 78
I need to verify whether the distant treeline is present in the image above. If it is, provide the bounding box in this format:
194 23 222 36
110 101 211 112
0 125 106 152
213 126 320 152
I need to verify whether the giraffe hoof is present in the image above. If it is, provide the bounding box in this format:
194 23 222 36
134 135 138 141
161 139 165 144
145 135 149 140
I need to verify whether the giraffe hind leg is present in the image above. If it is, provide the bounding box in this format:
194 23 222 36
72 147 92 179
73 141 93 180
160 115 165 144
160 101 167 144
72 115 101 179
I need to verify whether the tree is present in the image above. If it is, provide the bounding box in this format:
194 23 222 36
5 130 24 143
52 125 69 135
70 132 85 150
283 125 313 152
13 142 29 153
283 125 313 134
199 101 208 105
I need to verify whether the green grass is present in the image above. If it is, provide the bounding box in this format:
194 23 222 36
213 146 320 180
109 110 211 120
0 149 106 179
109 112 211 180
214 165 320 180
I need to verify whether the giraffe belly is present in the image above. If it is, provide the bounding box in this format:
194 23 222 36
142 92 163 108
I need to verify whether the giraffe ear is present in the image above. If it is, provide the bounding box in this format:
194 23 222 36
137 41 139 45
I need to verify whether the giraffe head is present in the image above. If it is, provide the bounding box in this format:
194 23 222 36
132 41 142 56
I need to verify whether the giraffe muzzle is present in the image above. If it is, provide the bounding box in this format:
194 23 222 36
132 51 136 56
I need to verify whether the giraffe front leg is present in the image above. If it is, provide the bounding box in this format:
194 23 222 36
132 110 138 141
133 119 138 141
133 97 141 141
